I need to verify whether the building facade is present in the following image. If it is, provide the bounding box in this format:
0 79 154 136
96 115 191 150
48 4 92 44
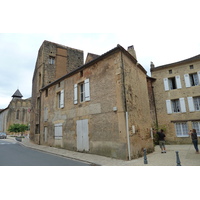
30 41 154 160
151 55 200 144
0 89 31 133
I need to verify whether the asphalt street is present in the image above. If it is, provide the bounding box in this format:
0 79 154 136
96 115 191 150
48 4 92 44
0 139 90 166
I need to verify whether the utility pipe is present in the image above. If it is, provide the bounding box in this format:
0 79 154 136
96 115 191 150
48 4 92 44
126 112 131 161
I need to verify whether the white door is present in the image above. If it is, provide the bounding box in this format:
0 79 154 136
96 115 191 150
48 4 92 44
76 119 89 152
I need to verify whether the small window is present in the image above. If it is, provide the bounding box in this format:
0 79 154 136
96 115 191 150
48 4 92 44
80 71 83 77
74 79 90 104
45 89 48 97
80 82 85 102
190 65 194 69
58 82 60 87
175 122 188 137
57 90 64 108
49 56 55 65
169 70 172 74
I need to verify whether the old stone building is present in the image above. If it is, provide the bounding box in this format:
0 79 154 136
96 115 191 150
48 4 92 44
151 55 200 143
0 89 31 133
30 41 154 160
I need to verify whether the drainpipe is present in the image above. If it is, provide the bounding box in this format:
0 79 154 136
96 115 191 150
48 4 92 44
121 51 131 161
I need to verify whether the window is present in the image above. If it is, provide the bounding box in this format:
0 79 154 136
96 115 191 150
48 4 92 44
192 122 200 136
184 72 200 87
172 99 181 113
187 96 200 112
163 76 182 91
190 73 199 86
44 107 48 122
193 97 200 111
54 124 62 140
58 90 64 108
45 89 48 97
49 56 55 64
74 79 90 104
190 65 194 69
168 77 176 89
175 122 189 137
166 98 186 114
169 70 172 74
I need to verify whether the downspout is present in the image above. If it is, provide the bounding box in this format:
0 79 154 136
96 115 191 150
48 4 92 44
120 51 131 161
152 83 158 128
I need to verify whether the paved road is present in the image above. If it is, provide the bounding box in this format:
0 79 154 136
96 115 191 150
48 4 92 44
0 139 90 166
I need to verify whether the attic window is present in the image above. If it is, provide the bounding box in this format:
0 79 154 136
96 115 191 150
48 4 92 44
169 70 172 74
190 65 194 69
49 56 55 64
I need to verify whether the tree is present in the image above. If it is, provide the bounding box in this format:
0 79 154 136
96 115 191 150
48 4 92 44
8 124 29 136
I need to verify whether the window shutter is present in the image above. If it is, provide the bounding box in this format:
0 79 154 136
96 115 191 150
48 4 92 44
44 107 48 121
54 124 63 140
179 98 186 113
163 78 169 91
166 100 172 114
187 97 195 112
84 79 90 101
60 90 64 108
198 71 200 84
74 84 78 104
176 75 182 89
184 74 191 88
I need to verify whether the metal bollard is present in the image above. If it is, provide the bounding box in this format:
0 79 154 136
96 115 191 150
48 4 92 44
144 148 148 164
176 151 181 166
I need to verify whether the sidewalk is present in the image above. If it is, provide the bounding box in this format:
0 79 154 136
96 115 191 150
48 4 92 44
9 136 200 166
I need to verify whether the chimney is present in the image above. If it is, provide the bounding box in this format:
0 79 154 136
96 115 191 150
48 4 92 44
127 45 137 60
150 62 155 69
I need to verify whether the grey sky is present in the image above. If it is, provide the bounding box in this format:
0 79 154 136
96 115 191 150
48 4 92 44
1 1 200 109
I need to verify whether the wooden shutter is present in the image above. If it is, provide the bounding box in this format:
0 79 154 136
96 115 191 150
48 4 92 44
166 100 172 114
74 84 78 104
176 75 182 89
84 79 90 101
187 97 195 112
184 74 191 88
60 90 64 108
179 98 186 113
163 78 169 91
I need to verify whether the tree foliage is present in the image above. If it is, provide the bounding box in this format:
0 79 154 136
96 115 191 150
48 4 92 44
8 124 29 134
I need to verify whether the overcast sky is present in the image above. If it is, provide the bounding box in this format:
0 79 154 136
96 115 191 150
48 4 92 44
1 0 200 109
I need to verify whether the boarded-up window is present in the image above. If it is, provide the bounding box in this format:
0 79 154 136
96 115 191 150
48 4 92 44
54 124 62 140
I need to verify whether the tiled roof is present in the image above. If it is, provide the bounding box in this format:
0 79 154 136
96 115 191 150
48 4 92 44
12 89 23 98
151 54 200 71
